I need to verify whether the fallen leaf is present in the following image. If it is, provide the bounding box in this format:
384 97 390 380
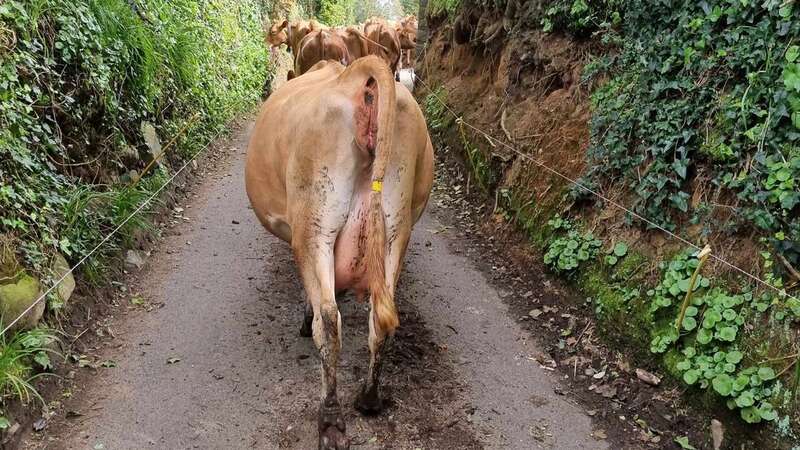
32 418 47 432
711 419 724 450
593 383 617 399
635 368 661 386
592 429 607 440
166 357 181 364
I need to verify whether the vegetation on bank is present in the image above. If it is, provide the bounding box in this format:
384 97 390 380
423 0 800 439
0 0 272 426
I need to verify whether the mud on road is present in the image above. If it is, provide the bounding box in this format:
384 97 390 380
19 116 611 450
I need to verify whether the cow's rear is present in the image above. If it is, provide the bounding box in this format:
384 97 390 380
244 56 434 449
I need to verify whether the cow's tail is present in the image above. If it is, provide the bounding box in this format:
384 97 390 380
342 56 398 333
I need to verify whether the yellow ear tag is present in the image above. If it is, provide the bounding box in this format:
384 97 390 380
371 180 383 192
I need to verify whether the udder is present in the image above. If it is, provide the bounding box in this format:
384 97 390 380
333 183 371 298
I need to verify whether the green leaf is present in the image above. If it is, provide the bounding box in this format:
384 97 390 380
0 417 9 429
697 328 713 345
733 375 750 392
683 369 700 385
606 255 618 266
678 278 692 293
788 45 800 63
722 309 737 321
735 390 755 407
712 374 733 396
741 406 762 423
757 367 776 381
717 326 737 341
726 351 743 364
674 436 697 450
685 306 698 317
758 402 777 421
34 351 51 370
613 242 628 257
683 316 697 331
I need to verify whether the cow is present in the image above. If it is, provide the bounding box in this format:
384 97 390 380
290 29 351 80
395 16 417 68
335 26 370 62
245 56 434 449
266 19 322 57
363 18 402 73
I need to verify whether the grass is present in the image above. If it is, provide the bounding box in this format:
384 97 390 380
0 327 60 422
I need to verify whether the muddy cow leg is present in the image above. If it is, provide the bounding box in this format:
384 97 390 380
300 301 313 337
356 221 411 415
295 244 349 450
355 308 391 415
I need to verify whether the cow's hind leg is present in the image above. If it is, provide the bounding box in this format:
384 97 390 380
296 245 349 450
355 311 391 415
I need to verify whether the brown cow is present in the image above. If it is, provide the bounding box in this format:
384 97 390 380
290 29 351 80
395 16 417 68
363 18 401 73
335 26 370 61
267 19 322 56
245 56 434 449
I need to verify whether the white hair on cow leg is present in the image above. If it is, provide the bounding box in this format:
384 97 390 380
398 68 414 92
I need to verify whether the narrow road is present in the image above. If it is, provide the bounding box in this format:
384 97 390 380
24 119 607 449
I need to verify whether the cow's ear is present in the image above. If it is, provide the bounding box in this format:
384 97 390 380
280 20 289 30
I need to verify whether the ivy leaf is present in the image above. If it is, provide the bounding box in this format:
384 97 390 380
787 45 800 63
712 374 733 396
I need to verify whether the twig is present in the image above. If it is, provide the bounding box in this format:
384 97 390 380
777 358 798 379
131 113 200 185
675 245 712 332
500 108 514 145
777 252 800 282
759 352 800 365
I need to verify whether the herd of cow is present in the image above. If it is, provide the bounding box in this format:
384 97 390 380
264 15 418 80
246 15 433 450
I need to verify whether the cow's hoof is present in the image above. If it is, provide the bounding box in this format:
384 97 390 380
354 386 383 416
318 404 348 450
319 426 349 450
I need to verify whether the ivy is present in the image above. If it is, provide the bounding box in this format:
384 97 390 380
0 0 270 276
545 0 800 272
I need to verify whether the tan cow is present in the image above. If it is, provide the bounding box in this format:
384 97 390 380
266 19 322 57
335 26 370 62
363 18 401 73
245 56 434 449
396 15 417 68
290 29 351 79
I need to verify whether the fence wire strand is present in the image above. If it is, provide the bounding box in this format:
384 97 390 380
413 73 799 303
1 122 226 336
